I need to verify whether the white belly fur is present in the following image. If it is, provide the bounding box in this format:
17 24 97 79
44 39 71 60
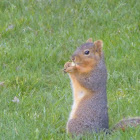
68 74 86 120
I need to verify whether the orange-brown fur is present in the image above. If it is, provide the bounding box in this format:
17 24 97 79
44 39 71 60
64 47 98 119
68 73 93 119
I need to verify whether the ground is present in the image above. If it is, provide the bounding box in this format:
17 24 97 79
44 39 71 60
0 0 140 139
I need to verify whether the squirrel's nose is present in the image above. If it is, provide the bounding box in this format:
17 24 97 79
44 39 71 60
71 56 76 62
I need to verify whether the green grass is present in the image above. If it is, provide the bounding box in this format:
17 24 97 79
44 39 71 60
0 0 140 139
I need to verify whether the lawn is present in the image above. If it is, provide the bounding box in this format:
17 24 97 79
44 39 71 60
0 0 140 139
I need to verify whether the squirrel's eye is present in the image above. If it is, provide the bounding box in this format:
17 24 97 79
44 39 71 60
84 50 90 55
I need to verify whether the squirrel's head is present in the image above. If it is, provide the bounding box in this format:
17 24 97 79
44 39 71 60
71 39 103 74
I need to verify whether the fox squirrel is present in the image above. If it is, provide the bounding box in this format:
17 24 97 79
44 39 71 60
63 38 140 135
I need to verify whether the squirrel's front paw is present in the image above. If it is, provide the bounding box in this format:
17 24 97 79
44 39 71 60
64 62 76 73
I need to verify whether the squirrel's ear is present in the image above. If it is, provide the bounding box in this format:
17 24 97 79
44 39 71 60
86 38 93 43
93 40 103 56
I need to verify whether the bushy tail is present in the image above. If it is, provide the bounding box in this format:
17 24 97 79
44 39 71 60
112 117 140 131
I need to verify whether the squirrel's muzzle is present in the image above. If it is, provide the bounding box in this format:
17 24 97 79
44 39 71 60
71 55 76 62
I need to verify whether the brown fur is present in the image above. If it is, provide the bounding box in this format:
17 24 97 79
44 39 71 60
64 39 109 135
64 38 140 135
